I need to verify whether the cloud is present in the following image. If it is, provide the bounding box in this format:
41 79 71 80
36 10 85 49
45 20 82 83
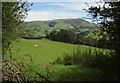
27 0 100 2
47 2 87 11
24 10 85 22
62 3 88 11
24 11 52 21
47 2 103 11
24 1 104 22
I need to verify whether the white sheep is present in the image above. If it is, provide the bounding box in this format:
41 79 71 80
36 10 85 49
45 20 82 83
35 44 38 47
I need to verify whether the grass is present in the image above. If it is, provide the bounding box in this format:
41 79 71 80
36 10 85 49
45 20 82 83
10 38 111 81
53 45 111 68
52 65 107 81
12 38 78 64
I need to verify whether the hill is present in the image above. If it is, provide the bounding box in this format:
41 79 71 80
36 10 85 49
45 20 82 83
19 18 97 36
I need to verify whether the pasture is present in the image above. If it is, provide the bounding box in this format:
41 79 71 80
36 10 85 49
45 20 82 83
10 39 110 81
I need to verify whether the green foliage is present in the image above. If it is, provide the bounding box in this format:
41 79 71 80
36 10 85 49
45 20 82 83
63 53 73 65
2 2 32 81
2 2 32 54
20 18 96 36
52 57 62 64
47 29 77 43
54 46 112 68
57 29 77 43
87 1 120 79
48 30 58 41
47 28 111 49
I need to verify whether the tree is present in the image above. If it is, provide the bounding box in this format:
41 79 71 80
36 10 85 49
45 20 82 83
2 2 33 81
47 29 76 44
48 22 57 27
87 1 120 79
2 2 32 54
49 30 57 40
57 29 76 43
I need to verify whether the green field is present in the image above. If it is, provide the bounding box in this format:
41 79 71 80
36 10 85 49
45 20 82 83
12 39 78 64
10 39 110 81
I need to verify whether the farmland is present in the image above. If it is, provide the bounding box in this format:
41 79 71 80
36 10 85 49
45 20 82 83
3 18 114 81
10 38 111 81
2 1 120 81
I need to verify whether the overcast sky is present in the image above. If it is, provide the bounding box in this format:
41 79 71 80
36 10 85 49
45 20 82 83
24 0 103 22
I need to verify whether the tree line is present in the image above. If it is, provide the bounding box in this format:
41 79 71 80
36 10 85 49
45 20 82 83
46 29 111 49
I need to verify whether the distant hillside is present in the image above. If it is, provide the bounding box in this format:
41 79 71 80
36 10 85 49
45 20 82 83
20 18 97 36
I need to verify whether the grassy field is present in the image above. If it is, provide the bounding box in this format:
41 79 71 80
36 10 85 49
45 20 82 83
10 39 110 81
12 39 78 64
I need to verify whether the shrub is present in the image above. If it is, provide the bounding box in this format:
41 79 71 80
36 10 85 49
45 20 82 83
52 57 62 64
53 46 112 68
67 47 96 67
22 36 44 39
63 53 73 65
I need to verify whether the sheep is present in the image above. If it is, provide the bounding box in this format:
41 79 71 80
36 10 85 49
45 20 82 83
35 44 38 47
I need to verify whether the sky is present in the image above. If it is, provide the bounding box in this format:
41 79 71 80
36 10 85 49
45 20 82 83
24 0 103 22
